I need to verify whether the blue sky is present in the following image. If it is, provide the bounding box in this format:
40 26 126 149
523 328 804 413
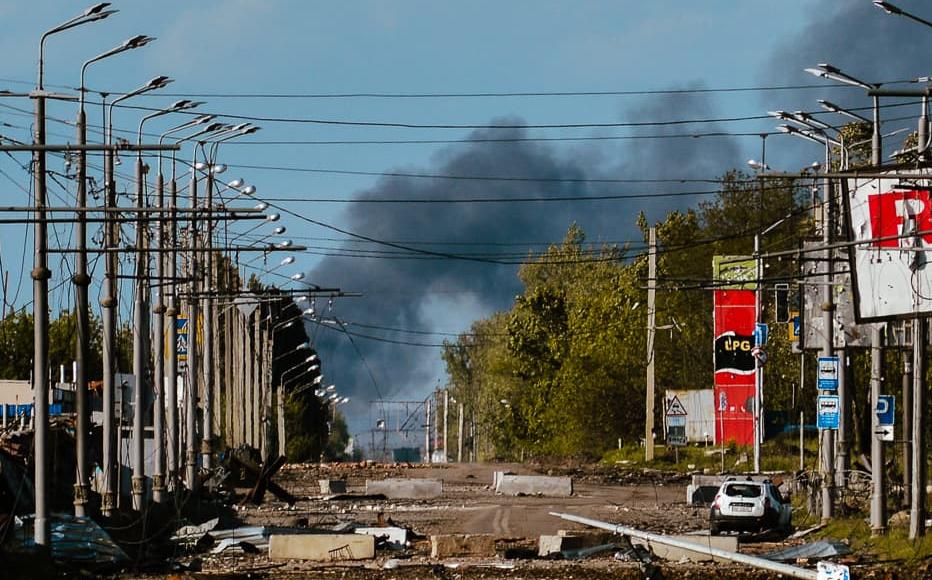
2 1 928 438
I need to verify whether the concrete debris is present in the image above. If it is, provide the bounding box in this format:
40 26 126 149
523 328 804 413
354 526 408 549
365 478 443 499
494 473 573 497
762 540 852 562
268 533 375 561
319 479 347 494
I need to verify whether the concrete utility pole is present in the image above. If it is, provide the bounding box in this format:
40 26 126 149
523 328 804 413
185 150 201 491
101 93 118 516
457 402 464 463
820 168 835 523
443 390 449 462
425 397 432 463
202 159 215 470
131 151 150 512
72 95 90 518
909 319 926 539
645 227 657 462
152 167 166 504
869 100 885 534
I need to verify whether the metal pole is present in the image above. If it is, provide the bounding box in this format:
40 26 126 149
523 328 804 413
870 325 886 535
836 350 849 487
185 152 200 491
457 402 464 463
131 155 150 511
31 89 51 548
443 389 449 462
165 176 179 489
820 149 835 523
100 95 118 516
645 227 656 462
902 353 912 509
425 397 432 463
201 163 214 470
549 512 819 580
909 318 926 539
152 170 166 504
753 233 762 473
72 105 90 517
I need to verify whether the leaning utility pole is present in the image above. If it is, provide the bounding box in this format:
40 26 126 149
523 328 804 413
645 227 657 462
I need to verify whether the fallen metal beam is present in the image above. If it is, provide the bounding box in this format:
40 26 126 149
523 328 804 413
549 512 819 580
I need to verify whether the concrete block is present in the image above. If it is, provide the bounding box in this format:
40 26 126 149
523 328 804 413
355 526 408 548
492 470 514 488
365 478 442 499
541 531 620 556
268 533 374 561
631 534 737 563
430 534 496 558
495 474 572 497
319 479 347 494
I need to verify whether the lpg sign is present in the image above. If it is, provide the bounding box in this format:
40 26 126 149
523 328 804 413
846 173 932 320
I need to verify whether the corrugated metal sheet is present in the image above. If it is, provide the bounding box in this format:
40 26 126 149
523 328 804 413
664 389 715 444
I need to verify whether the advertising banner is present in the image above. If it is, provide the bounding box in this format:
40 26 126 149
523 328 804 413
713 283 756 446
846 173 932 320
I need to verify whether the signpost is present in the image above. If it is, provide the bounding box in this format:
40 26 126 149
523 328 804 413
665 396 688 460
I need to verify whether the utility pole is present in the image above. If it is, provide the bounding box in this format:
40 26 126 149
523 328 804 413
902 353 912 509
72 97 90 518
185 151 200 491
425 397 432 463
820 171 836 523
753 232 762 474
31 85 51 548
910 318 926 539
152 168 166 504
131 153 150 512
868 101 885 534
201 161 214 470
166 175 180 490
457 402 464 463
101 93 118 516
443 389 449 462
645 227 656 462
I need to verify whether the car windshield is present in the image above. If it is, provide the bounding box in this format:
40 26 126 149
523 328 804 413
724 483 762 498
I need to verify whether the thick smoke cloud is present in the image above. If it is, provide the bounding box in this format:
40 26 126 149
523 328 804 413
306 92 742 437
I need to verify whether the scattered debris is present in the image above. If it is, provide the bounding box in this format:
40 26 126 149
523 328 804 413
6 513 128 565
431 534 496 558
789 523 826 539
762 540 852 562
237 454 297 506
268 533 375 561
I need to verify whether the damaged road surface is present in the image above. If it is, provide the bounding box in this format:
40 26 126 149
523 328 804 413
131 461 883 579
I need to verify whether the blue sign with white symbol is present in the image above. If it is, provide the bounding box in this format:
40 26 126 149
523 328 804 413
817 395 840 430
753 323 769 346
818 356 839 391
876 395 895 426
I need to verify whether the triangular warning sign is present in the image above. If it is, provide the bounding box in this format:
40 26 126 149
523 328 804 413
666 395 688 417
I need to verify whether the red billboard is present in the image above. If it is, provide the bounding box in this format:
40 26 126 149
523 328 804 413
713 288 756 446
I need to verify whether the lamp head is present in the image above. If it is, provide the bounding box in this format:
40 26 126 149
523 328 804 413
147 75 173 90
254 202 268 211
290 272 305 281
211 163 227 174
194 114 216 125
273 226 287 235
266 213 280 222
84 2 112 16
124 35 155 50
278 240 293 248
227 178 245 188
242 185 257 195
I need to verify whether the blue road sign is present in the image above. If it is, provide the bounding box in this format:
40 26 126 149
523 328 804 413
876 395 895 426
754 322 769 346
817 395 840 430
818 356 839 391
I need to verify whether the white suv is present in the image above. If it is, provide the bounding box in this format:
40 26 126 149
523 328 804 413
709 478 791 535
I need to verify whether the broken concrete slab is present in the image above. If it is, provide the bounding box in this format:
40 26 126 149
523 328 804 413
495 474 572 497
319 479 347 494
430 534 496 558
630 534 737 563
365 478 442 499
268 533 375 561
539 531 617 557
355 526 408 549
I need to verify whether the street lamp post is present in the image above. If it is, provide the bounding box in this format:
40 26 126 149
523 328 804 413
100 75 171 513
35 4 116 540
72 33 152 518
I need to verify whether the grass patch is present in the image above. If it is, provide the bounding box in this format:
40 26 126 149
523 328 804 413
801 515 932 563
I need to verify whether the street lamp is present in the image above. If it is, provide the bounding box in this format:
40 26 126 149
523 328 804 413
33 3 117 543
70 32 154 519
873 0 932 28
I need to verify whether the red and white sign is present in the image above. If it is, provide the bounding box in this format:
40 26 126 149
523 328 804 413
713 288 756 446
847 173 932 320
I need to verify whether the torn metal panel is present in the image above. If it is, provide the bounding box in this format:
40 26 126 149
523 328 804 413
762 540 851 562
